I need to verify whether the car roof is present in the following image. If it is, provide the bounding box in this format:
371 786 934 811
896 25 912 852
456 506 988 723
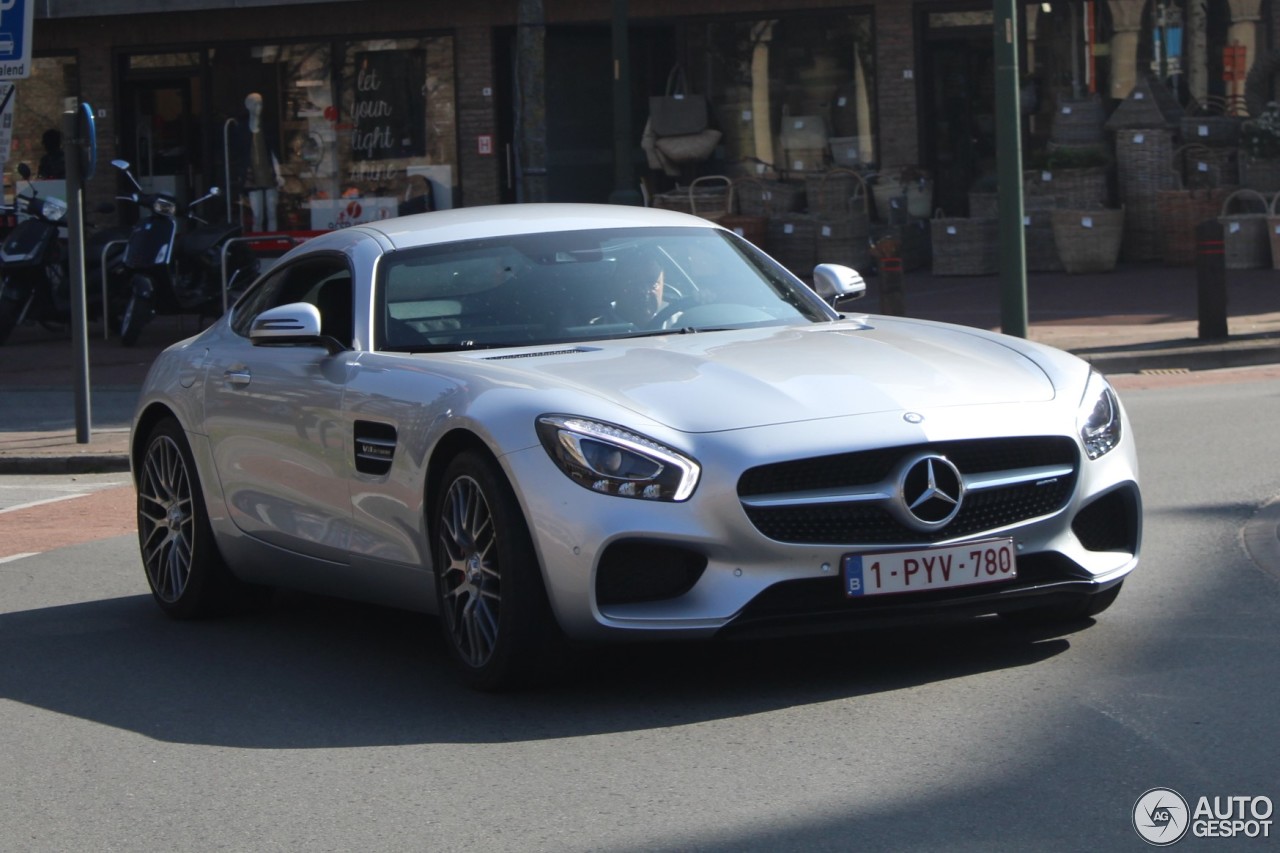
350 202 721 251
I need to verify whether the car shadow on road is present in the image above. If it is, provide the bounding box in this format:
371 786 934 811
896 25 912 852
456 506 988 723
0 583 1092 749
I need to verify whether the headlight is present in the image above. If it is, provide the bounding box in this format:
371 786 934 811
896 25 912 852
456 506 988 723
152 198 178 217
1077 371 1122 460
40 198 67 222
536 415 700 502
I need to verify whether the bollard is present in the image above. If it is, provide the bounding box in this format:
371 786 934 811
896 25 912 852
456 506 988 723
879 256 906 316
1195 219 1228 339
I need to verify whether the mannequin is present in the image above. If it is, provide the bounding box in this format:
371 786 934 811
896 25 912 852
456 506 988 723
241 92 283 232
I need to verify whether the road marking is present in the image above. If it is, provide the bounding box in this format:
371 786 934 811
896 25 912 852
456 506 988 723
0 552 39 564
0 492 94 515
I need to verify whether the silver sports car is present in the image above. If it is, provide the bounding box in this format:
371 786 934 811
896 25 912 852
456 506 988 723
131 203 1141 690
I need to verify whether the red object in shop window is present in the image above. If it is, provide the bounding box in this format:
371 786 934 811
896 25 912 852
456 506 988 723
1223 44 1248 82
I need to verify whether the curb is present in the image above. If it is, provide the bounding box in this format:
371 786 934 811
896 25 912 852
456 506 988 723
0 454 132 475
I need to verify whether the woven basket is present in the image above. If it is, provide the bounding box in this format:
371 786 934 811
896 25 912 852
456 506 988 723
1024 165 1109 209
1173 143 1238 189
930 213 998 276
1157 186 1232 265
1024 205 1063 272
1051 94 1107 148
783 147 828 173
687 175 732 223
1181 96 1243 148
653 182 727 216
814 184 872 272
766 214 818 275
805 168 868 217
1219 188 1272 270
1116 128 1180 199
736 178 806 218
1239 154 1280 193
720 180 767 246
1052 208 1125 274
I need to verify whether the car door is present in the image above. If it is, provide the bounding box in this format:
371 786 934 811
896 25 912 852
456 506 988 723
203 254 358 563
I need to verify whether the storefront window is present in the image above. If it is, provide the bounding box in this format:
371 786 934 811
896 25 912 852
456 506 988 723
210 35 455 234
6 55 77 200
692 12 876 175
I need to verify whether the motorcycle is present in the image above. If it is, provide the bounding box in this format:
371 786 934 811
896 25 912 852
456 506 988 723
112 159 259 346
0 163 131 346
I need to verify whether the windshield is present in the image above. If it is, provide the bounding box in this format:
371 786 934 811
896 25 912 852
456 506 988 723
377 226 835 352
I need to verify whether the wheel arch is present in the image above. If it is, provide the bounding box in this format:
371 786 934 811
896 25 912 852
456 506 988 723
131 402 182 481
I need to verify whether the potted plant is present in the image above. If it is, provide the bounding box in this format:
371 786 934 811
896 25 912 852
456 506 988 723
1240 101 1280 193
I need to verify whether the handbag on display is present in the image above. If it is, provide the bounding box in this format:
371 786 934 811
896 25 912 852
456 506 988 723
648 65 708 138
655 128 722 164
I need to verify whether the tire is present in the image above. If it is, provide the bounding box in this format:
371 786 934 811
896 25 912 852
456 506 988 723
1002 581 1124 626
120 294 153 347
136 417 258 619
433 450 564 691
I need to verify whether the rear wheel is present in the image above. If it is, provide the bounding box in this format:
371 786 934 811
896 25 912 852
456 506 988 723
433 450 564 690
120 293 153 346
136 417 257 618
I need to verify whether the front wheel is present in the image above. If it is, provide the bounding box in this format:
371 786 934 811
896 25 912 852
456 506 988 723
136 417 260 618
433 450 564 691
120 293 154 347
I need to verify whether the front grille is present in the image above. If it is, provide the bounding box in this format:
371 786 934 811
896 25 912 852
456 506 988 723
1072 485 1139 552
739 437 1078 545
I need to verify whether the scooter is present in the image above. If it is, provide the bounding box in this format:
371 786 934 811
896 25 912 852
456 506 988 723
0 163 131 346
112 159 259 346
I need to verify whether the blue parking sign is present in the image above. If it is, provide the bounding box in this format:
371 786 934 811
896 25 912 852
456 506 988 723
0 0 35 81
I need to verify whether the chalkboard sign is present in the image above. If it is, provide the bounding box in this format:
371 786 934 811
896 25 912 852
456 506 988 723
351 50 426 161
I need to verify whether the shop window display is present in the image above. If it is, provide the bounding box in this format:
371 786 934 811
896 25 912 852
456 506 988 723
5 55 77 202
689 12 876 176
216 36 456 233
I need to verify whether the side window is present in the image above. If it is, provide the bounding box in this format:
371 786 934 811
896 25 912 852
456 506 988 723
229 256 353 342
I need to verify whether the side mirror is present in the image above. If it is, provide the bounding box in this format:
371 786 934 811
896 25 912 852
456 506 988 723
812 263 867 305
250 302 346 353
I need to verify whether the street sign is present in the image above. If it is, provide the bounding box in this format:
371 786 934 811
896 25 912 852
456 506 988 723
0 0 35 81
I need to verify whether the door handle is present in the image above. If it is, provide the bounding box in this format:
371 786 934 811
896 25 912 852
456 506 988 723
224 368 251 387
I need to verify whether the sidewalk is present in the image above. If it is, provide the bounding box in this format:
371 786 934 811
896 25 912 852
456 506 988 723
2 262 1278 474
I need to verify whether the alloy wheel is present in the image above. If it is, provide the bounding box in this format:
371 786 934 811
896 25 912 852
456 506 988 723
438 474 502 668
137 434 195 603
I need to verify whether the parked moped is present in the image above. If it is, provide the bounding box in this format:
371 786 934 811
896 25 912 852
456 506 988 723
112 159 259 346
0 163 130 346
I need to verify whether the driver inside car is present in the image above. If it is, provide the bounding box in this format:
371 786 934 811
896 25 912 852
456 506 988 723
598 253 678 328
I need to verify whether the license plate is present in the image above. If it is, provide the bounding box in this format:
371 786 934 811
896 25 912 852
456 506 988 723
843 538 1016 597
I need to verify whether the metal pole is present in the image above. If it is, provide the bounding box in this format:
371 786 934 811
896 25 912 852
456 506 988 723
63 106 92 443
995 0 1028 339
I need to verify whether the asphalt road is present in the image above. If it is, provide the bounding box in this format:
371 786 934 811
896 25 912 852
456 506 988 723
1 370 1278 852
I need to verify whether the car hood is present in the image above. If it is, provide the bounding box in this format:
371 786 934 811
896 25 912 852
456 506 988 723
472 319 1058 433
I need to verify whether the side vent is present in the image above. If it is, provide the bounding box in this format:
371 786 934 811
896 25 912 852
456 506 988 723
354 420 397 476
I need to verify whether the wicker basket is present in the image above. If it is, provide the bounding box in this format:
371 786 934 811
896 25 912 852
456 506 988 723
766 214 818 275
720 180 767 246
736 178 806 218
1157 186 1232 265
783 147 828 173
814 183 872 272
1219 188 1272 270
687 175 732 223
828 136 862 168
1024 165 1109 209
930 213 998 276
1173 143 1238 189
1051 94 1107 148
805 169 868 216
652 181 727 216
1116 128 1179 260
1180 96 1243 148
1052 208 1125 274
